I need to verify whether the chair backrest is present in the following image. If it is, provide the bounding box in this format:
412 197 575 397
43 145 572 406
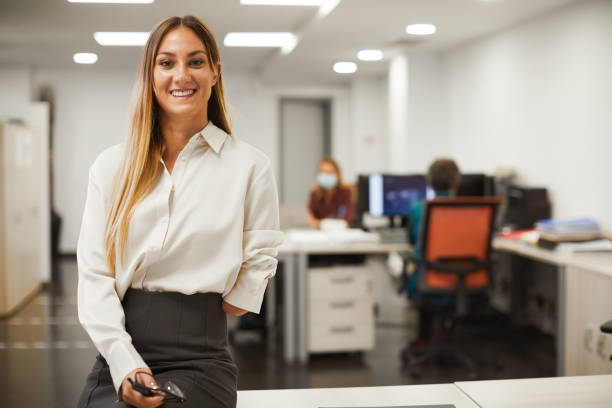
417 197 501 294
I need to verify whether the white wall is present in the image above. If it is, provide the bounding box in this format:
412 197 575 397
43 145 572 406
443 0 612 231
387 52 449 175
351 76 388 176
33 67 135 254
406 54 450 173
388 53 409 173
0 66 33 108
223 72 278 167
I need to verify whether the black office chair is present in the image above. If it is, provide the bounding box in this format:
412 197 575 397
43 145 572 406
400 197 501 379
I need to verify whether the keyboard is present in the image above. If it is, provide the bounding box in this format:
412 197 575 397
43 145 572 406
376 228 409 244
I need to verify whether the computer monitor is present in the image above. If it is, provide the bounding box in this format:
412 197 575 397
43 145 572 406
355 175 370 220
368 174 428 217
457 174 492 196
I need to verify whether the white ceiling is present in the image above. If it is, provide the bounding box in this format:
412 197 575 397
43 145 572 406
0 0 580 85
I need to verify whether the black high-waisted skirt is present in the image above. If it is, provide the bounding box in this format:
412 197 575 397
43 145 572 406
77 289 238 407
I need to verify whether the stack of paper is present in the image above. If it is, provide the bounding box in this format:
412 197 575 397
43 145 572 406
536 218 601 241
285 229 333 244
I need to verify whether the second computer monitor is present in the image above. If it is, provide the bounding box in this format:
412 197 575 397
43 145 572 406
456 174 493 196
369 174 430 217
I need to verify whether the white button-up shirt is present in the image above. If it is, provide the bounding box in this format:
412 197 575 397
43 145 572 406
77 122 284 392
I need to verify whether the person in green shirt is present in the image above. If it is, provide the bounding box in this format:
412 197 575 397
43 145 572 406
407 158 461 346
408 159 461 245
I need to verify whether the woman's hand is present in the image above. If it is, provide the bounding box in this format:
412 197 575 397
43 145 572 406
307 208 322 228
222 300 248 316
120 367 164 408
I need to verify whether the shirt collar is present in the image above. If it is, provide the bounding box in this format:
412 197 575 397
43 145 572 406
197 121 228 154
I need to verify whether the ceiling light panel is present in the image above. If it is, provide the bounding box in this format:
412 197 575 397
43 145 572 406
68 0 153 3
240 0 325 5
94 32 150 46
73 53 98 64
333 62 357 74
224 32 297 48
358 50 383 61
405 24 436 35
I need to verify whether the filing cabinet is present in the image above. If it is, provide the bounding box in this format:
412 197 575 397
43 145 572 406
0 123 42 316
308 265 375 352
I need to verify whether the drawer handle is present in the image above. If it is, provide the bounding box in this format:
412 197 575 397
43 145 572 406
330 326 355 334
330 276 354 284
330 301 354 309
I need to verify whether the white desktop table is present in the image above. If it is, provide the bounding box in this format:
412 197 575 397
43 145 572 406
237 375 612 408
277 234 411 363
455 374 612 408
238 383 478 408
492 238 612 376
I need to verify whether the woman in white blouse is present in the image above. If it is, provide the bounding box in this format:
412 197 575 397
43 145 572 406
76 15 283 408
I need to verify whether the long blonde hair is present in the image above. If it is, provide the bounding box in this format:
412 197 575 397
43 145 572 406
104 15 231 276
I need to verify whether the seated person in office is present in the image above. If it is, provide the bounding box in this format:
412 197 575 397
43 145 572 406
407 158 461 345
408 158 460 245
307 156 354 228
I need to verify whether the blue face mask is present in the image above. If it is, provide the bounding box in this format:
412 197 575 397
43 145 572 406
317 172 338 190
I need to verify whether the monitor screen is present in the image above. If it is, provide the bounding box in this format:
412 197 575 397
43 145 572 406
457 174 488 196
355 174 370 213
368 174 428 216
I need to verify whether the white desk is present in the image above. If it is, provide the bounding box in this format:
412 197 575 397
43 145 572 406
456 374 612 408
238 383 478 408
493 238 612 376
277 237 411 363
493 237 612 282
237 375 612 408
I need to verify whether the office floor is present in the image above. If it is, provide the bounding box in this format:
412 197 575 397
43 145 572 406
1 256 555 408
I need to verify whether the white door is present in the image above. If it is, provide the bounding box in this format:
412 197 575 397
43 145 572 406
280 99 330 206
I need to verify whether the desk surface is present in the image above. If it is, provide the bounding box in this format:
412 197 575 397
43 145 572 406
493 237 612 278
279 229 412 255
238 376 612 408
455 374 612 408
278 240 411 254
237 384 478 408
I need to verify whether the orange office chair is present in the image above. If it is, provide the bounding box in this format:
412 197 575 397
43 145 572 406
401 197 501 379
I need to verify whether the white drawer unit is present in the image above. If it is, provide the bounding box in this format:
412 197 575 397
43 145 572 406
308 265 375 353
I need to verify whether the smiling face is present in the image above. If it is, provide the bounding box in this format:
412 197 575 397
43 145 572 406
153 26 220 122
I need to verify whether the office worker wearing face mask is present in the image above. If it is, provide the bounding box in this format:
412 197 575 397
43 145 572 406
307 157 354 228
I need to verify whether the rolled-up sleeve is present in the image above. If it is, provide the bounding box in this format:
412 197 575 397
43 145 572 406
77 166 147 394
223 161 284 313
